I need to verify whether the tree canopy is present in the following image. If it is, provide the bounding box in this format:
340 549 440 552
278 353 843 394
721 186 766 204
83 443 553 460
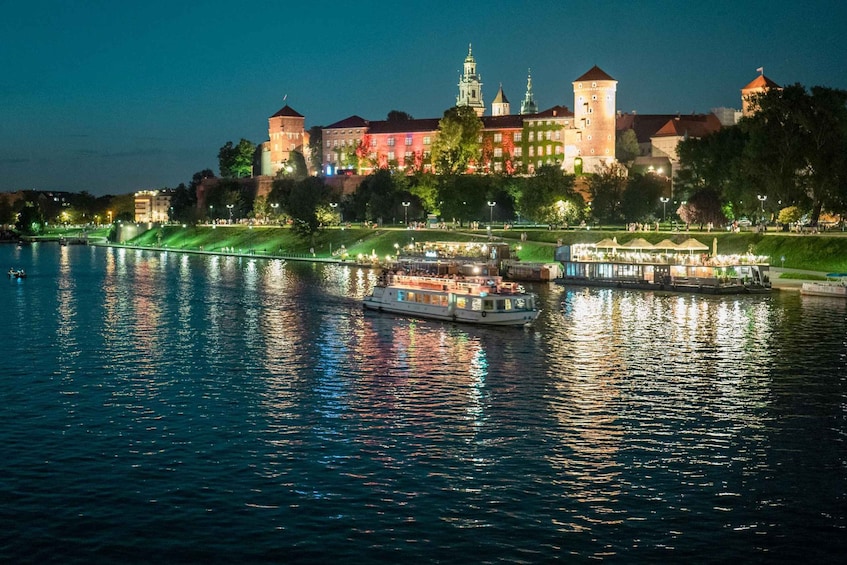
218 138 256 178
431 106 483 175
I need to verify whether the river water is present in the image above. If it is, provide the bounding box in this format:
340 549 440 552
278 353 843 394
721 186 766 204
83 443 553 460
2 243 845 563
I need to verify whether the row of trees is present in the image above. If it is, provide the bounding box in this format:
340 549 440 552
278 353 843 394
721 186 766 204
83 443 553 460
675 84 847 227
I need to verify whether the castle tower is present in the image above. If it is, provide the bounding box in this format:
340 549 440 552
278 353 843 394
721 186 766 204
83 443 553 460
267 103 306 176
491 84 510 116
572 66 617 172
741 70 781 116
456 44 485 116
520 69 538 115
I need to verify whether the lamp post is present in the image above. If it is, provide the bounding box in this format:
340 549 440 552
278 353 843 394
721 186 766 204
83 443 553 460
107 210 112 224
226 204 234 223
660 197 669 222
209 205 213 223
757 194 767 223
487 200 496 226
402 201 410 226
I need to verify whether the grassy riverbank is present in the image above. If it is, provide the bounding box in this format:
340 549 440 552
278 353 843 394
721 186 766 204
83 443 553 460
118 224 847 276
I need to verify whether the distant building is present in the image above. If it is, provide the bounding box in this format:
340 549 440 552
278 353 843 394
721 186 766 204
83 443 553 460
456 45 485 117
741 72 781 116
491 85 510 116
263 104 308 176
522 105 574 174
572 66 618 173
519 70 538 115
134 189 172 223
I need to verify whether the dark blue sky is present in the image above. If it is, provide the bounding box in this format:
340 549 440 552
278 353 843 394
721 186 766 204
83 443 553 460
2 0 845 196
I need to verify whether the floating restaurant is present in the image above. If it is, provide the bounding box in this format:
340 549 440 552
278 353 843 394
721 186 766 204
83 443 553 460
555 237 771 294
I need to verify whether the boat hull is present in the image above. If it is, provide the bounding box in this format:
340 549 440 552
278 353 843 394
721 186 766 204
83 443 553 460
800 282 847 298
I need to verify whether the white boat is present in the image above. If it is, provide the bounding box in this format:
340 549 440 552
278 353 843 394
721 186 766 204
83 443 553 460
800 281 847 298
363 270 540 326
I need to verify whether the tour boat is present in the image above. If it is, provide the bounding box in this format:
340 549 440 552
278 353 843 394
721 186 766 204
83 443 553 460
363 269 540 326
800 280 847 298
8 268 26 279
555 238 772 294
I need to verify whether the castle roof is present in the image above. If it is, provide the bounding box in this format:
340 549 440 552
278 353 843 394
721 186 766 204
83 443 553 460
481 114 524 129
270 104 303 118
324 115 369 129
742 74 781 91
492 85 509 104
529 105 573 119
574 65 615 82
617 113 722 143
368 118 441 134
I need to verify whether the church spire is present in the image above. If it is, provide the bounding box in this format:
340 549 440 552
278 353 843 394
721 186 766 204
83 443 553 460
456 44 485 116
520 68 538 115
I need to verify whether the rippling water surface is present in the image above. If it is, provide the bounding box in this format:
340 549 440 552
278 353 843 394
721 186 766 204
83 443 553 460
2 243 845 563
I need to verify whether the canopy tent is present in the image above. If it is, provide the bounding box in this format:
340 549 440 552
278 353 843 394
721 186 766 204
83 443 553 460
676 238 709 253
593 238 620 249
620 238 655 250
653 239 680 251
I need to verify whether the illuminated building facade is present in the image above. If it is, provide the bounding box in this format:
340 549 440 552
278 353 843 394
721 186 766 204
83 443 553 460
134 190 172 223
456 45 485 117
572 66 617 173
265 104 308 175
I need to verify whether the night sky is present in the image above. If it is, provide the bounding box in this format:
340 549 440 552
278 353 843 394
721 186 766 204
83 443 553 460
2 0 845 196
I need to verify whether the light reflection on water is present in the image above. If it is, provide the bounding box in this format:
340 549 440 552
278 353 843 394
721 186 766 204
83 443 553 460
1 244 844 562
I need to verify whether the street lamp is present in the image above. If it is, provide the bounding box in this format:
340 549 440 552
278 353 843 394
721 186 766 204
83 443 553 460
329 202 339 225
660 197 669 222
209 205 213 223
402 201 410 226
487 201 496 225
107 210 112 224
757 194 767 223
226 204 234 222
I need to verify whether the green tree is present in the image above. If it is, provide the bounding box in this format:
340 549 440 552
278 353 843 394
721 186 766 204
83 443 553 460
218 138 256 178
677 189 727 229
620 173 664 222
387 110 414 122
615 129 640 164
169 183 197 224
275 176 331 236
15 203 45 235
518 165 581 224
307 125 323 174
287 150 309 180
588 162 628 223
431 106 482 174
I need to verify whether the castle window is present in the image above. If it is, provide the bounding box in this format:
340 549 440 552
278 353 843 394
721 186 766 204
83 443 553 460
544 131 551 141
494 133 502 142
494 148 502 157
514 147 522 157
554 131 561 140
592 82 597 87
423 136 431 145
592 95 597 100
529 147 535 157
405 135 413 146
578 83 582 89
388 151 395 161
587 119 591 126
528 132 535 142
387 137 395 146
514 132 522 142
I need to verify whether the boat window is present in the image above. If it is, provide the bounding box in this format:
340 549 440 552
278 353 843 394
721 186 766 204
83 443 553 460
456 296 467 310
514 298 527 309
500 299 511 311
484 300 495 311
471 298 482 311
396 291 406 302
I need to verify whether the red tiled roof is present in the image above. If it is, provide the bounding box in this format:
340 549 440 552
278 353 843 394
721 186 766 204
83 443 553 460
742 74 781 91
529 105 573 119
367 118 441 134
270 104 303 118
617 113 722 143
574 65 615 82
652 114 723 138
481 114 524 129
324 115 369 129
